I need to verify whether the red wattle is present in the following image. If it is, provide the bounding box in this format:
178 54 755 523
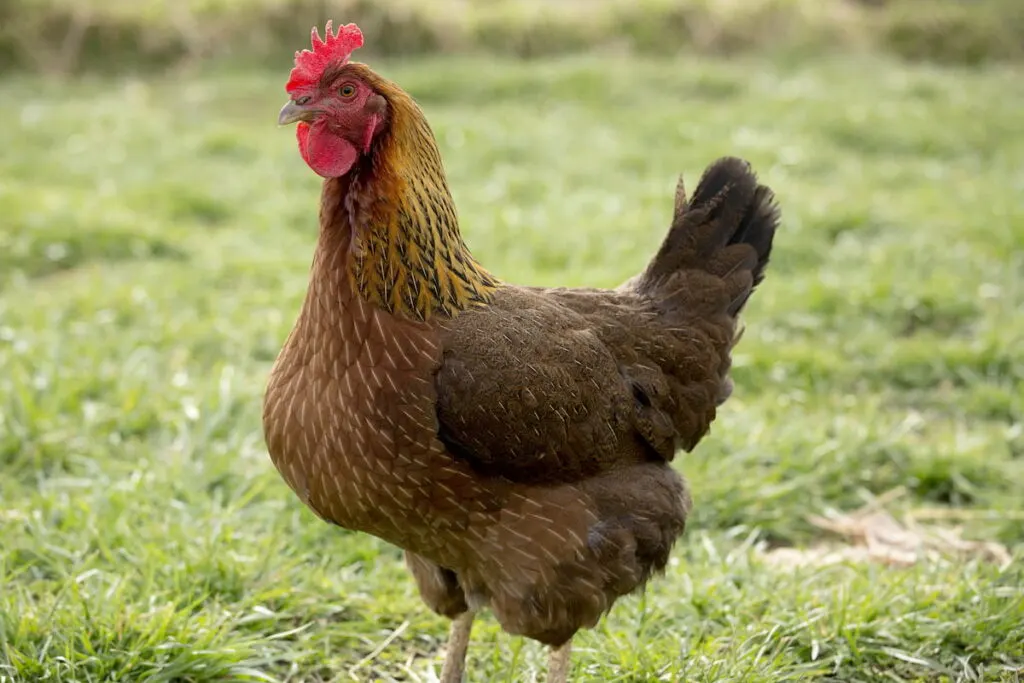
296 121 358 178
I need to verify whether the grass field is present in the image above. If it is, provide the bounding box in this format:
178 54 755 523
1 51 1023 682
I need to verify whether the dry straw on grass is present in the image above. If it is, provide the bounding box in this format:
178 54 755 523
763 487 1014 569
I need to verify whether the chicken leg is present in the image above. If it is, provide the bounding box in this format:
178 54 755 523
547 640 572 683
439 611 475 683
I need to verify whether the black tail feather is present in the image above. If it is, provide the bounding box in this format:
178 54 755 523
637 156 779 317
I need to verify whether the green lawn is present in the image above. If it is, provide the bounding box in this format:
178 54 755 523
1 53 1023 682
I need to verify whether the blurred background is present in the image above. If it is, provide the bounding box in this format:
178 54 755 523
1 1 1022 681
2 0 1024 73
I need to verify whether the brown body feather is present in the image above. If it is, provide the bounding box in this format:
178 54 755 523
263 63 778 646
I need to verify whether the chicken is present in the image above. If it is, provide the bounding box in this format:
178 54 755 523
263 21 779 683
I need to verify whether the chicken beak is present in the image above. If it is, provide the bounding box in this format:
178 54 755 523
278 100 317 126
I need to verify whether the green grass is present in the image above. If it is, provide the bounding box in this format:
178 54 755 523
2 52 1024 682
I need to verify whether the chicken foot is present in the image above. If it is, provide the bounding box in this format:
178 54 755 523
439 611 475 683
547 640 572 683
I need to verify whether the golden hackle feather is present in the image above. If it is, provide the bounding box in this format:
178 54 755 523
341 64 499 322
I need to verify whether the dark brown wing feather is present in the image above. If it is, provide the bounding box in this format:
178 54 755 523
434 285 720 484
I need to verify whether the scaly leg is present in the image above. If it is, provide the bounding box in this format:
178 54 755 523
547 639 573 683
439 611 475 683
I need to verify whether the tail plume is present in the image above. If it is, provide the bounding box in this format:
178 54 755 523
637 156 779 317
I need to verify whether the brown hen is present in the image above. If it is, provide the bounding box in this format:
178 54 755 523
263 22 779 683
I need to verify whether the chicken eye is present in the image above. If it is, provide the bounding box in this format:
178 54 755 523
340 84 356 98
294 96 311 105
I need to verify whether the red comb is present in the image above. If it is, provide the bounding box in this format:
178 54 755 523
285 21 364 94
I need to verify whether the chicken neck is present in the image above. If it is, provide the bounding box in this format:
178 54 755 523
322 98 499 323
